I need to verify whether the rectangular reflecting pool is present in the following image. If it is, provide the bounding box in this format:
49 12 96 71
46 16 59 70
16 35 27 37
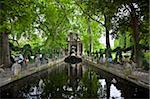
0 62 149 99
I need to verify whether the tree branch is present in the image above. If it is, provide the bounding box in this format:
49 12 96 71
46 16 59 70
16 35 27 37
9 38 19 45
75 1 105 27
37 15 51 32
124 4 131 13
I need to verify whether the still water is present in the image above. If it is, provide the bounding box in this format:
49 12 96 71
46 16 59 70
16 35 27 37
0 63 149 99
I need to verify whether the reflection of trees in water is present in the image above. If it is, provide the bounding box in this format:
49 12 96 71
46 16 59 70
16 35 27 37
1 64 148 99
43 71 68 98
92 66 149 99
41 64 100 98
81 69 99 98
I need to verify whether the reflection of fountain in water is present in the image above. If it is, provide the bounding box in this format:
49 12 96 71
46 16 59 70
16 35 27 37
64 63 83 98
63 43 83 99
1 63 148 99
23 63 84 99
2 56 149 99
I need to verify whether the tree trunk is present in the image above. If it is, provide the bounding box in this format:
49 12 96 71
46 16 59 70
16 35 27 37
104 15 111 59
0 33 2 65
123 32 126 49
106 28 110 49
88 17 92 53
2 32 11 68
129 3 140 67
104 15 111 49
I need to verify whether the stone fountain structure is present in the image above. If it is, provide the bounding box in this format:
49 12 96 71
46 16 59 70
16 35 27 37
64 32 83 64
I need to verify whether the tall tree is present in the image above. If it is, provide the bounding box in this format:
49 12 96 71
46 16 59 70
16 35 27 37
0 0 70 67
0 0 38 67
87 17 92 53
75 0 120 58
111 0 149 67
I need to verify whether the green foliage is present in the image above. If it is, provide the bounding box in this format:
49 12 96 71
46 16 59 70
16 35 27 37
1 0 149 69
81 69 99 97
9 42 20 52
22 44 32 59
80 18 104 52
114 31 132 49
0 0 71 54
143 52 150 70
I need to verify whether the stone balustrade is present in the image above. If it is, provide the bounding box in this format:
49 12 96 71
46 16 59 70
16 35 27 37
0 57 65 87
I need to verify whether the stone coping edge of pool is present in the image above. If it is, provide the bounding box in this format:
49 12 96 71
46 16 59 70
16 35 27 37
84 59 149 89
0 58 65 88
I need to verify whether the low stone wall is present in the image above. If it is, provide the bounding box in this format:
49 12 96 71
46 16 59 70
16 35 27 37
0 57 65 88
84 58 149 89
